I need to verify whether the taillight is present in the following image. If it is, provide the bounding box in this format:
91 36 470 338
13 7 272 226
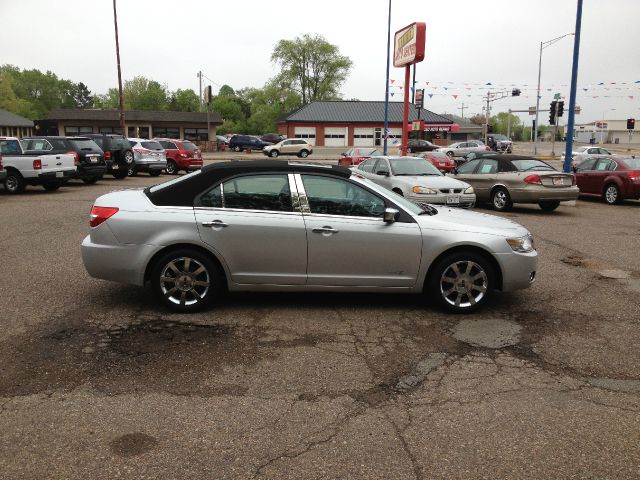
485 146 491 151
629 171 640 183
90 206 119 227
33 159 42 170
67 150 79 166
104 151 112 160
524 174 542 185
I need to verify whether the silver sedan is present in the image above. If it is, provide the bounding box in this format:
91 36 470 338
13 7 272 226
353 156 476 208
82 161 537 314
437 141 489 158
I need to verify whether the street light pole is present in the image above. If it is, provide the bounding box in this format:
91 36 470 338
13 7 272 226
382 0 392 155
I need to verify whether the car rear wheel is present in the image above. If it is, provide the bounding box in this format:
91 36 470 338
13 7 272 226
269 150 279 158
166 160 178 175
603 183 622 205
539 201 560 211
151 249 220 312
127 166 137 177
428 252 494 313
4 170 26 194
298 150 309 158
491 187 513 211
233 146 241 152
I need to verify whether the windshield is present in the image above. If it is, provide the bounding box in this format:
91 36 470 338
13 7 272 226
356 148 380 156
70 139 101 151
353 176 424 215
390 157 442 176
148 169 202 193
182 141 199 151
511 159 555 171
492 134 509 141
620 157 640 169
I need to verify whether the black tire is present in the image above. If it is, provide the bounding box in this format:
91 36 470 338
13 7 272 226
427 251 495 313
151 248 221 312
127 165 137 177
298 150 309 158
123 150 134 165
269 150 279 158
112 169 128 179
491 187 513 211
166 160 178 175
149 170 162 177
539 201 560 211
82 176 100 185
603 183 622 205
42 183 62 191
233 145 241 152
4 170 26 194
446 151 454 157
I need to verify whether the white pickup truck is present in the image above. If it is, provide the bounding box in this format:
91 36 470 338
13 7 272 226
0 137 76 194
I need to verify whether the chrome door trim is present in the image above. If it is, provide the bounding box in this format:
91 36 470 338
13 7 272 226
288 173 302 213
292 173 311 213
194 206 303 216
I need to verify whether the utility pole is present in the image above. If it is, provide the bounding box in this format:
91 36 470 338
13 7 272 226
459 102 466 119
197 71 203 111
382 0 392 155
112 0 125 134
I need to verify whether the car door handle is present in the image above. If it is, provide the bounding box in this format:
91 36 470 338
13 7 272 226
202 220 228 228
312 226 339 234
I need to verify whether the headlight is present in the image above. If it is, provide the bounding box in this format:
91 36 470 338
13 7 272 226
464 186 474 194
412 186 437 194
506 234 535 253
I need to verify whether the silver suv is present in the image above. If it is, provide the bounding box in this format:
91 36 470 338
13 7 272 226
263 139 313 158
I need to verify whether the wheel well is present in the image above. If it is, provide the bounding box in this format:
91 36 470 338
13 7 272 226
4 166 21 175
144 243 227 286
489 184 509 198
392 187 403 195
424 245 503 291
602 181 620 194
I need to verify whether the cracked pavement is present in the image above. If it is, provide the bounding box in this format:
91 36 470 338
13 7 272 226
1 173 639 479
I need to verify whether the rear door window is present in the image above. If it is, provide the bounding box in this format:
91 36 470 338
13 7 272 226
222 174 292 212
478 159 498 174
182 141 199 151
577 158 597 171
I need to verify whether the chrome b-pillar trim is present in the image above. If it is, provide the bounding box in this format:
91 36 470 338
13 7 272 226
293 173 311 214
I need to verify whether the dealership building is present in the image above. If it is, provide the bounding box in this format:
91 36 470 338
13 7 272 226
0 108 34 138
35 109 222 141
278 101 462 148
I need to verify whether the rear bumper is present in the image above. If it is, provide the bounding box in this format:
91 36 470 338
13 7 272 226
494 250 538 292
135 160 167 172
76 164 107 178
510 186 580 203
35 169 75 184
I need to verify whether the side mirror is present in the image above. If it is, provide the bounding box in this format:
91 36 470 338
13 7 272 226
340 152 346 156
383 208 400 223
376 170 390 177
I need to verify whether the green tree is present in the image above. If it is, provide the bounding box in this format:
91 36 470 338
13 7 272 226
169 88 200 112
93 88 120 109
271 34 352 104
489 111 521 137
240 82 302 134
217 84 236 97
0 72 35 118
73 82 93 108
122 76 169 110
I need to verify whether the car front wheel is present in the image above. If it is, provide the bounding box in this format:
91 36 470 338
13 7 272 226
428 252 494 313
446 151 454 157
491 187 513 211
152 249 220 312
233 146 241 152
269 150 279 158
603 183 622 205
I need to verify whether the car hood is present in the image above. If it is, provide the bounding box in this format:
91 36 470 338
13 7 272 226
418 206 528 237
394 175 470 189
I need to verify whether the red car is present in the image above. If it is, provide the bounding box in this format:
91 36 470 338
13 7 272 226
416 151 456 172
155 138 203 175
338 148 381 167
575 155 640 204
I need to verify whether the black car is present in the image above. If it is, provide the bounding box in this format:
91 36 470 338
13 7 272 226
261 133 285 144
406 139 439 153
228 135 272 152
84 134 134 179
22 136 106 184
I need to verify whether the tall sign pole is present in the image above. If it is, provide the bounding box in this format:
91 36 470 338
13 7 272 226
563 0 583 173
393 22 426 156
382 0 392 155
112 0 125 135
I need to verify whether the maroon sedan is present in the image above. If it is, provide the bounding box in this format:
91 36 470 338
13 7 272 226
338 148 381 167
416 151 456 172
575 156 640 204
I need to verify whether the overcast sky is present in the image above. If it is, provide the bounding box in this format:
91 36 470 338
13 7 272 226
1 0 638 124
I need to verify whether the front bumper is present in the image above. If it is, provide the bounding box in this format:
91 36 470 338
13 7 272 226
407 193 476 208
510 186 579 203
494 250 538 292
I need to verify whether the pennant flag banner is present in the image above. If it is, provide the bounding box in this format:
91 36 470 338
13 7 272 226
390 79 395 84
428 94 433 98
630 96 635 99
452 95 458 99
390 92 395 97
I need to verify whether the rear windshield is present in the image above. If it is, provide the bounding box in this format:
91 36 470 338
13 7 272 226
620 157 640 169
511 159 555 171
141 141 163 151
182 141 199 151
70 139 101 151
0 139 21 154
148 169 201 193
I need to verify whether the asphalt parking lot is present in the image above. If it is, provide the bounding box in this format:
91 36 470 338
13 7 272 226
1 169 639 479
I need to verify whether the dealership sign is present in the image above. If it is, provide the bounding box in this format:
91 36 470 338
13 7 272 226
393 22 426 67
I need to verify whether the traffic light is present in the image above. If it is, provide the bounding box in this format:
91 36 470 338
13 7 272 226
511 88 521 97
627 118 636 130
415 89 424 109
549 101 557 125
488 124 494 134
557 101 565 117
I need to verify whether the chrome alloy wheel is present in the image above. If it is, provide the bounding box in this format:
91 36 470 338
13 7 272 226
440 260 488 308
605 185 618 204
159 257 211 306
493 190 508 209
5 175 19 193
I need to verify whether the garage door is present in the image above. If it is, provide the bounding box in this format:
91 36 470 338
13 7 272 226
294 126 316 146
324 127 347 147
354 127 374 147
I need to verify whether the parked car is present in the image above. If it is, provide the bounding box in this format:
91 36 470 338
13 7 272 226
0 151 6 183
338 148 382 167
486 134 513 153
0 136 76 193
415 151 456 172
406 139 439 153
451 154 579 211
262 139 313 158
261 133 285 144
570 153 610 170
81 160 537 314
22 136 106 184
228 135 272 152
84 133 134 179
127 138 167 176
438 141 490 158
354 156 475 208
562 146 613 161
155 138 203 175
574 155 640 204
